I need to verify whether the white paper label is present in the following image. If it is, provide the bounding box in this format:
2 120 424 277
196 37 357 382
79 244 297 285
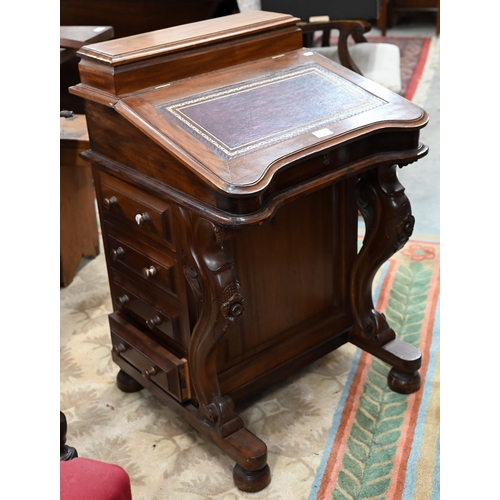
313 128 333 138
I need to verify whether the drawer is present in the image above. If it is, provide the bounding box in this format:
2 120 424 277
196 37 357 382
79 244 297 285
98 172 173 247
112 278 184 348
107 232 177 295
110 313 190 403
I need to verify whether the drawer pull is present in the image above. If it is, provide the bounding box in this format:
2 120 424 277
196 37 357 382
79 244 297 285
111 247 125 261
135 212 151 227
146 315 162 330
143 366 157 379
142 266 157 279
113 343 127 355
103 196 118 210
117 294 130 308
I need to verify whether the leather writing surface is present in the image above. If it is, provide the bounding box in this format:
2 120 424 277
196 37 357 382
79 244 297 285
156 63 386 160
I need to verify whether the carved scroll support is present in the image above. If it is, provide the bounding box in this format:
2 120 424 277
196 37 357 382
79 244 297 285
179 208 270 492
350 164 421 393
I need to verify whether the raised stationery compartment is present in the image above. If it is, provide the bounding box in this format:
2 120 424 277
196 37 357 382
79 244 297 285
70 11 303 98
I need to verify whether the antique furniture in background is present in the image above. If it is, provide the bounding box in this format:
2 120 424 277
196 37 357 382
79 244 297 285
242 2 402 93
61 0 227 39
60 27 114 286
60 113 100 287
259 0 380 21
378 0 440 35
70 11 428 491
61 26 115 114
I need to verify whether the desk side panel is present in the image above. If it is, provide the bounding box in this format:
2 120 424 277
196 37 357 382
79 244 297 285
218 181 358 397
84 100 217 206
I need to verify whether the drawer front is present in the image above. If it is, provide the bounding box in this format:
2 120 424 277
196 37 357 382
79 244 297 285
107 232 177 295
110 313 190 403
112 279 183 348
98 172 173 247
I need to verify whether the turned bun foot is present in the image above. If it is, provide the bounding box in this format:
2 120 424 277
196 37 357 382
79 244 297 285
116 369 144 393
233 464 271 492
387 368 421 394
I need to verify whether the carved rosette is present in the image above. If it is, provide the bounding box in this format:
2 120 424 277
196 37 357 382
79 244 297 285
178 208 245 434
386 202 415 253
219 282 245 334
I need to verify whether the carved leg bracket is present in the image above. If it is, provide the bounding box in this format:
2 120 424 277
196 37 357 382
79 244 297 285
350 165 421 393
178 208 270 492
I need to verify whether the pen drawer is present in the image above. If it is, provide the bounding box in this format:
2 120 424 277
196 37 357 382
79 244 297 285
98 172 173 247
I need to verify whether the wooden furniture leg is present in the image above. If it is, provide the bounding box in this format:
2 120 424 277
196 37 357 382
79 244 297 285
60 411 78 461
377 0 389 36
436 0 440 35
60 115 100 287
349 164 422 394
112 208 271 492
180 209 271 492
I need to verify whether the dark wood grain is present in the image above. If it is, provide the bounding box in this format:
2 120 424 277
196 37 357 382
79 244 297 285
70 12 429 492
379 0 440 35
60 0 224 39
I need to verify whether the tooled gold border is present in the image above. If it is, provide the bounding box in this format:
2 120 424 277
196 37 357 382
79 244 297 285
161 64 386 158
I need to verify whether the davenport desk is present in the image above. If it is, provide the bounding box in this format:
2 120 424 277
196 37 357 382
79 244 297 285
70 11 429 492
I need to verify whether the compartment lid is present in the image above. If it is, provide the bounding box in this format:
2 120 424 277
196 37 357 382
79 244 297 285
76 11 299 67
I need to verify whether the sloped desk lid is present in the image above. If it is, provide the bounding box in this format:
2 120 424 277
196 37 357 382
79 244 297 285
114 49 427 195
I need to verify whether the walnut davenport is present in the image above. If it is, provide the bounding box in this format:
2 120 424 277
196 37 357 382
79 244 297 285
70 11 429 492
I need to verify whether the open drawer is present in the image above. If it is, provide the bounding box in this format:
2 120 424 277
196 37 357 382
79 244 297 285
109 312 191 402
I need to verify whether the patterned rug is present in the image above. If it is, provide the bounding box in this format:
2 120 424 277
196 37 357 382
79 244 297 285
310 241 440 500
60 37 440 500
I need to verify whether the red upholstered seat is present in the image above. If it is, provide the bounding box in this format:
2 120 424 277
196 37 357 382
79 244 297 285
60 457 133 500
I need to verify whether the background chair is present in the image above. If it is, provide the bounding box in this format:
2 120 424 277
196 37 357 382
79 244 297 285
236 0 402 94
299 19 402 94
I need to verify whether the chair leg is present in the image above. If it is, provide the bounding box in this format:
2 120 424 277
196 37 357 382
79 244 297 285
60 411 78 461
377 0 389 36
436 0 440 35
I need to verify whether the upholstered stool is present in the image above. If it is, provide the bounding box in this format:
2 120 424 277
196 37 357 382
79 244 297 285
60 458 133 500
